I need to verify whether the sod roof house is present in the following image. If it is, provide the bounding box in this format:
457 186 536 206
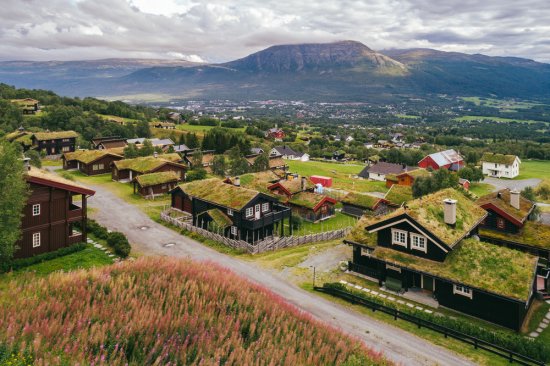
183 150 215 172
386 168 431 188
18 167 95 259
5 128 33 150
111 153 186 182
90 136 128 150
481 153 521 178
133 171 180 198
62 150 124 175
287 192 337 222
31 131 78 156
341 192 389 218
10 98 39 114
384 184 414 207
170 178 291 243
418 149 464 171
345 188 538 330
476 189 550 259
358 162 416 182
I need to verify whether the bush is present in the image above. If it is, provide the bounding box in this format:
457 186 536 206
0 243 86 273
107 232 131 258
323 282 550 362
87 219 109 240
186 168 207 182
291 215 303 230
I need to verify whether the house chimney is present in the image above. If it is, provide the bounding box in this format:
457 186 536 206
301 176 307 191
443 199 457 226
234 176 241 187
510 189 520 210
22 157 31 172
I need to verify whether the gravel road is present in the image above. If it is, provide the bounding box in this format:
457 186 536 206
483 177 541 191
87 183 473 366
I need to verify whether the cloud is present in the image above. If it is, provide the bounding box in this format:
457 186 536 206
0 0 548 62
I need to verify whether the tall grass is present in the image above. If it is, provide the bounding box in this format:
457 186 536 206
0 257 391 365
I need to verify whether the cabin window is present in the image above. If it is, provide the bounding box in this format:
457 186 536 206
92 164 99 171
262 203 270 212
98 163 104 170
227 209 233 216
231 226 237 235
410 234 427 253
391 229 407 247
496 218 505 229
453 284 473 299
245 207 254 218
32 204 40 216
62 146 70 152
32 232 41 248
62 138 70 142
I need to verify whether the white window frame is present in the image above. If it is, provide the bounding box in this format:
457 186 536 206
391 228 407 247
255 204 261 213
245 207 253 218
453 284 473 299
410 233 427 253
92 164 99 171
261 202 269 212
62 146 71 152
32 203 40 216
227 208 233 216
97 163 104 170
32 232 41 248
231 226 237 235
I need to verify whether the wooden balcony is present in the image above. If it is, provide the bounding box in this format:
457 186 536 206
68 233 83 244
68 203 83 219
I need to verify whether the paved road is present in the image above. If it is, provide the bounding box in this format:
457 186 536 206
483 177 541 191
86 183 473 366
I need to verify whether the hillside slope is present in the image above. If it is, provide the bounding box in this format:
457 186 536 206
0 257 390 365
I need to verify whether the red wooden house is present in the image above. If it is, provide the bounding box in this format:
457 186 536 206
418 149 464 171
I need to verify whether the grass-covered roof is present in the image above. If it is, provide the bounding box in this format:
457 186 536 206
481 152 519 165
384 185 413 206
371 238 537 301
114 155 184 173
479 221 550 250
63 150 123 164
177 178 259 210
288 192 333 210
341 192 380 210
33 131 78 141
27 167 94 195
398 168 431 179
202 208 233 228
478 189 534 224
135 171 179 188
239 171 282 196
271 178 314 195
384 188 487 247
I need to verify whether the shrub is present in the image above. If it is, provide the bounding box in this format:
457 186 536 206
0 258 391 365
291 215 303 230
323 282 550 362
87 219 109 240
106 232 131 258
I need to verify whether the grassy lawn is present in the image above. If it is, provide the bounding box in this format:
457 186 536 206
286 160 388 193
41 159 62 167
289 211 358 236
97 114 140 124
470 182 494 197
454 115 547 124
515 160 550 180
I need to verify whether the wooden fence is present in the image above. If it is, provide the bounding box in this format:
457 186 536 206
161 209 351 254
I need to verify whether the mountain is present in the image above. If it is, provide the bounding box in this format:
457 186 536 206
1 41 549 102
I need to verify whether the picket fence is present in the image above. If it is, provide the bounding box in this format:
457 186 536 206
160 209 351 254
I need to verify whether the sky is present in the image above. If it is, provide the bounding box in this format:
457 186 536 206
1 0 549 63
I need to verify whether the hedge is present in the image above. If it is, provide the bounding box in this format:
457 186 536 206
323 283 550 363
0 243 86 273
88 219 131 258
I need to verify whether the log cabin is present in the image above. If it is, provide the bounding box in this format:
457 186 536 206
111 153 186 182
31 131 78 156
17 167 95 259
90 136 128 150
62 150 124 175
345 188 538 330
341 192 389 218
133 171 180 198
170 178 292 243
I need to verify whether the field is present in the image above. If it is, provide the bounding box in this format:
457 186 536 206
469 182 494 197
460 97 543 110
286 160 388 193
176 124 246 137
454 115 547 124
0 257 390 365
515 160 550 180
289 211 358 236
97 114 140 124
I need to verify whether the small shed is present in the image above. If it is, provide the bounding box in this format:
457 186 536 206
310 175 333 187
133 171 180 198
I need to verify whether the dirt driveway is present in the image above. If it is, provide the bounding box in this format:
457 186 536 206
483 177 541 191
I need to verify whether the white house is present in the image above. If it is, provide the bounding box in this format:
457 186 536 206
481 153 521 178
270 146 310 161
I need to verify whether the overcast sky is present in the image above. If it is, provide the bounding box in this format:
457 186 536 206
1 0 549 63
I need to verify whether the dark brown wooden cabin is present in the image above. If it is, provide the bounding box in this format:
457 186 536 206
31 131 78 156
17 167 95 259
62 150 124 176
111 154 186 182
287 192 337 222
133 171 179 198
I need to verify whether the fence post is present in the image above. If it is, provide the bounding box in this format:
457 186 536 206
394 308 397 320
